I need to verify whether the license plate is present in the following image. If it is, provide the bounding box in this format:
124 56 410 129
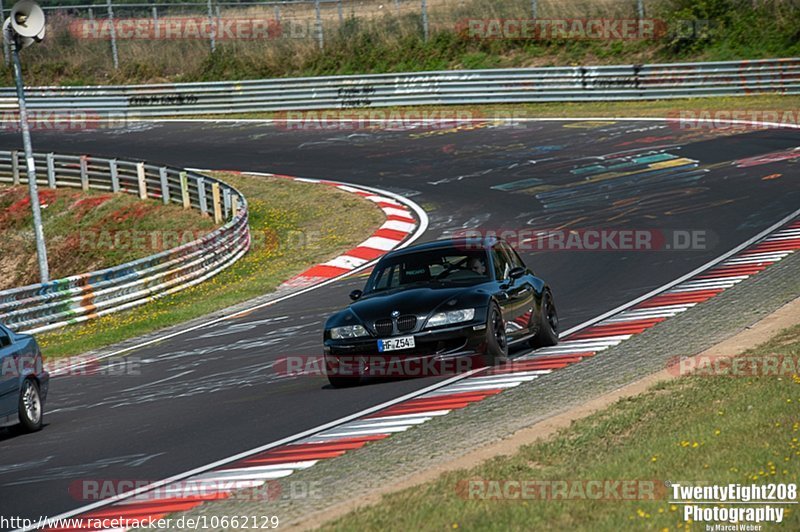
377 336 415 352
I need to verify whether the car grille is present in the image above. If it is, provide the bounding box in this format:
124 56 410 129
374 319 393 337
396 315 417 332
374 315 417 336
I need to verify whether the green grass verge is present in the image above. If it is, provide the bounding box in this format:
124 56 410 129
322 324 800 531
34 172 384 360
176 94 800 122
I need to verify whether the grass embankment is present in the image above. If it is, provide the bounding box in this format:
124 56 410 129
4 0 799 86
192 94 800 121
460 95 800 119
34 173 384 360
323 324 800 531
0 184 215 289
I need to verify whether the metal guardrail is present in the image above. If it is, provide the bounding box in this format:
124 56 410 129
0 58 796 116
0 151 250 335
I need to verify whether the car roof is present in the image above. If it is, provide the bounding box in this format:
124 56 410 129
385 236 503 257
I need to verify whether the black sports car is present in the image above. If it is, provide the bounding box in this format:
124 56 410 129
323 236 558 387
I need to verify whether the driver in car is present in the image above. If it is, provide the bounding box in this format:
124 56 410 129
467 256 487 275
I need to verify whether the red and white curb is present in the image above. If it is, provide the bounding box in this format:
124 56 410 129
30 213 800 532
188 170 419 290
184 169 418 289
266 175 419 289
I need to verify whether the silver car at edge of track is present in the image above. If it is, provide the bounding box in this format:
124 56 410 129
0 322 49 432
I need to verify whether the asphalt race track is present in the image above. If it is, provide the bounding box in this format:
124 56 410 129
0 119 798 525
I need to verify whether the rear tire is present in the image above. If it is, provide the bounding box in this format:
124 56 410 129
484 303 509 366
18 379 43 433
530 292 559 348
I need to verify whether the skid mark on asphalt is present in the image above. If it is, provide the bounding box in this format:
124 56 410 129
120 371 195 393
51 355 301 414
3 454 164 487
0 456 54 476
735 146 800 168
196 316 290 339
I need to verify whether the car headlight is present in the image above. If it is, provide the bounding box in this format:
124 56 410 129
330 324 369 339
426 308 476 328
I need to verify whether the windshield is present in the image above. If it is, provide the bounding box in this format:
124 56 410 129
365 247 490 293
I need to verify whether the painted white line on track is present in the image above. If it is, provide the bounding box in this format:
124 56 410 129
305 426 414 438
191 470 295 481
363 410 451 421
338 418 432 429
216 461 319 472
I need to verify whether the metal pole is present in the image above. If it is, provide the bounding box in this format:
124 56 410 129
337 0 343 24
207 0 216 52
152 5 159 39
314 0 323 49
531 0 537 19
637 0 644 37
106 0 118 70
0 0 8 65
10 38 49 283
421 0 428 41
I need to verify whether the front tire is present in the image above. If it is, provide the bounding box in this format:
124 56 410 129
325 357 363 388
327 374 361 388
18 379 43 432
530 291 559 348
484 303 509 366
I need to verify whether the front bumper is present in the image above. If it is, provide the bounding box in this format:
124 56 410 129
324 321 488 378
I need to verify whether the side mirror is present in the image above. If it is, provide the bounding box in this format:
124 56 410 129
509 266 525 280
349 289 363 301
